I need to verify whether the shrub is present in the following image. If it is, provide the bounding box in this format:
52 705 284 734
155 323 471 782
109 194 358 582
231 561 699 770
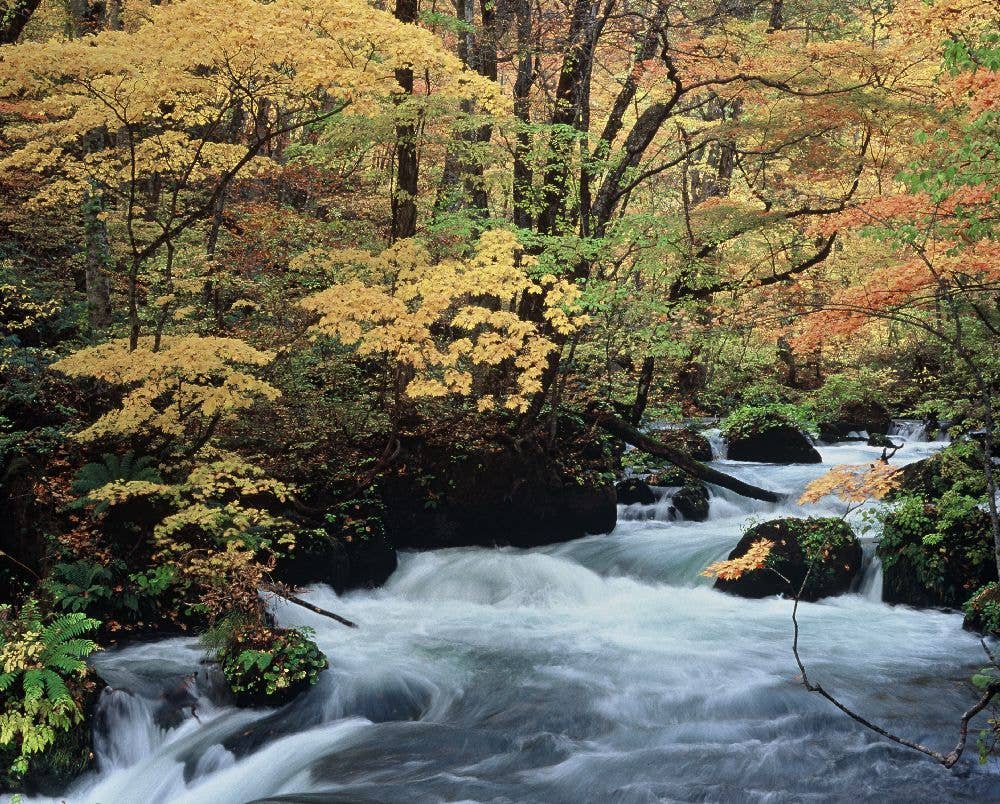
964 583 1000 635
720 403 815 441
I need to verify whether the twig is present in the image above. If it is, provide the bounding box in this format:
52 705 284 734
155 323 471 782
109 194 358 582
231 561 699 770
789 566 999 768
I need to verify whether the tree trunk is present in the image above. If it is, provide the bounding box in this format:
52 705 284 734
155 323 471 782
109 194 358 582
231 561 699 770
0 0 41 44
630 356 655 426
83 184 113 330
391 0 419 241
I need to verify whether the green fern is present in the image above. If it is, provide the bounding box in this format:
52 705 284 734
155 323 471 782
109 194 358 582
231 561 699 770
0 602 100 780
45 560 113 613
71 451 162 496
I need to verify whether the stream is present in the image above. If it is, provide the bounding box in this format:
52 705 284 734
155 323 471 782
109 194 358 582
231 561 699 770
29 433 1000 803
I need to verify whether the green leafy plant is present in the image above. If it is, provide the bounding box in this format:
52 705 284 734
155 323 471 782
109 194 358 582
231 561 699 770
71 452 163 499
211 620 328 706
0 601 99 778
44 561 113 614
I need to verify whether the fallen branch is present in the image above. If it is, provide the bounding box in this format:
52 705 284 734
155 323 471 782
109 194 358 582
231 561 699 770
580 407 785 503
264 584 358 629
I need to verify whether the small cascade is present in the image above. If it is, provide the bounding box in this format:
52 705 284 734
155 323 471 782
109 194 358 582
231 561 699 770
92 688 160 772
855 542 884 602
703 427 727 460
889 418 932 442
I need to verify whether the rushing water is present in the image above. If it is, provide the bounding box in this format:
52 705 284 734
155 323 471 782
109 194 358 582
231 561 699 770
25 437 1000 803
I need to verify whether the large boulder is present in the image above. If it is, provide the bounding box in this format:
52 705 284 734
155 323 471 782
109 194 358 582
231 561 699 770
273 529 397 593
727 425 821 464
381 422 618 549
818 400 892 442
616 478 656 505
656 428 714 461
889 441 985 501
671 482 709 521
878 493 996 608
714 517 861 602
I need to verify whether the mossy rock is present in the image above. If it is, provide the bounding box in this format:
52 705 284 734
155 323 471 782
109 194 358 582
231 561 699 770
647 466 690 487
727 425 821 464
878 493 996 609
963 583 1000 635
889 441 985 501
714 517 861 602
219 626 328 708
671 482 709 521
656 428 713 461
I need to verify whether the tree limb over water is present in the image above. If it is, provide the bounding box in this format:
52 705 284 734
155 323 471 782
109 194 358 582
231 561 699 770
579 407 785 503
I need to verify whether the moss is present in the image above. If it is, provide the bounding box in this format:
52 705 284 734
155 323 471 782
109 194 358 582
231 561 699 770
217 624 328 708
963 583 1000 635
715 517 861 602
878 491 996 608
720 403 815 441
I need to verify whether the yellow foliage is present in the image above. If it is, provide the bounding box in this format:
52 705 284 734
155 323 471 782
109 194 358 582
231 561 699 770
797 463 901 508
301 231 587 412
0 0 501 207
51 335 279 443
701 539 775 581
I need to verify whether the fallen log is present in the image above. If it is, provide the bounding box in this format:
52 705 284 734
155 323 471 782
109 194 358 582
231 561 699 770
581 408 785 503
265 584 358 628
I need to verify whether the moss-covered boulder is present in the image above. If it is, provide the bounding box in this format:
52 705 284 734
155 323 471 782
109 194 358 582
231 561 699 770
963 583 1000 635
218 625 328 708
722 405 821 464
647 466 691 487
890 441 985 501
714 517 862 602
878 492 996 608
656 428 714 461
671 482 710 521
616 478 656 505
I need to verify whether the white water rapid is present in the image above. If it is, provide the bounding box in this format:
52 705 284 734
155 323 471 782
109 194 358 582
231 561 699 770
24 436 1000 803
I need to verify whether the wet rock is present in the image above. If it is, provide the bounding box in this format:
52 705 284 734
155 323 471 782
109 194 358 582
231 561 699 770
671 482 709 521
714 517 861 602
727 425 821 464
273 529 397 593
616 478 656 505
656 428 713 461
382 422 617 549
818 401 891 443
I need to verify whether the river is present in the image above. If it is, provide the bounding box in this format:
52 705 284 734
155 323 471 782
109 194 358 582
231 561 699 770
35 433 1000 803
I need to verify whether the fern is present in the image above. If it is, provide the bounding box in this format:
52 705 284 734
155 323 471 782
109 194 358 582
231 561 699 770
0 603 99 779
71 451 162 496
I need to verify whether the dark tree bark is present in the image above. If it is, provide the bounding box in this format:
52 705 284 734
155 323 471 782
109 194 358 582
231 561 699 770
0 0 41 43
511 0 534 230
630 356 655 426
82 185 113 330
582 407 784 502
391 0 419 241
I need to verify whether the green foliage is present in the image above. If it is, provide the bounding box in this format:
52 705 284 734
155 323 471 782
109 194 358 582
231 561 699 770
71 452 163 498
0 601 99 779
963 582 1000 635
214 622 328 705
877 490 995 608
720 403 815 441
44 561 113 613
